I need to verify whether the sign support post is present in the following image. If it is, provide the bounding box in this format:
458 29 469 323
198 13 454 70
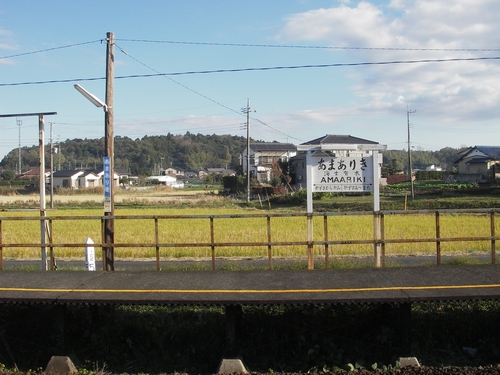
306 150 314 269
372 150 382 267
300 143 386 268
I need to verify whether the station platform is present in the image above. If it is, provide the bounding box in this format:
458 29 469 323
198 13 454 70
1 264 500 306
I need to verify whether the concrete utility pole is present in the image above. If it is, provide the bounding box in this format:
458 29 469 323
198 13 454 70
407 107 416 199
0 112 57 270
104 31 115 270
17 117 22 174
242 99 251 202
50 122 54 209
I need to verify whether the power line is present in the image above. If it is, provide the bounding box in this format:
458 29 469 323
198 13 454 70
116 43 244 118
116 43 297 142
116 39 500 52
0 40 103 60
2 55 499 87
252 118 302 142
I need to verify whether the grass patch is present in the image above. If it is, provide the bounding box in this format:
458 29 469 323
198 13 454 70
1 207 498 260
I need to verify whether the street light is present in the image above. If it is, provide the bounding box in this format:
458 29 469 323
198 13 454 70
74 84 107 110
73 32 115 271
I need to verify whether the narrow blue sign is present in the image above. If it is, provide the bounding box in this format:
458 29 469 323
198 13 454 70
103 156 111 212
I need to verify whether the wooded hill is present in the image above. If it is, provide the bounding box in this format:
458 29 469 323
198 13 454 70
0 132 465 176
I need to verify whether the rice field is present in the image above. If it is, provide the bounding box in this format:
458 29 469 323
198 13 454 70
0 207 497 260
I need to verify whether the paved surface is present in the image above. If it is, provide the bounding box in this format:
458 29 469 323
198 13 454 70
2 253 494 271
1 264 500 305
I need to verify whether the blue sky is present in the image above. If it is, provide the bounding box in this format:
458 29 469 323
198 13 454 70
1 0 499 162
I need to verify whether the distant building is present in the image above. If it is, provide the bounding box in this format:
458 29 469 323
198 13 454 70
52 168 120 189
242 142 297 183
454 146 500 182
17 169 51 180
147 175 184 188
164 166 185 176
425 165 443 171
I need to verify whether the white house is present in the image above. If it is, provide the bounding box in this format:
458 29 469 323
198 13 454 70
52 170 85 189
52 168 120 189
242 142 297 183
147 175 185 188
77 171 100 188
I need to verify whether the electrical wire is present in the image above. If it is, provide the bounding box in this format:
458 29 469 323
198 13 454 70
116 39 500 52
2 55 499 87
0 40 104 60
115 43 243 117
115 43 298 142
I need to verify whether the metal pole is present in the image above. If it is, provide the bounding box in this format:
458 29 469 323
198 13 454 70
104 31 115 271
306 149 314 269
50 122 54 209
407 108 416 199
373 150 382 267
39 115 47 270
245 99 251 202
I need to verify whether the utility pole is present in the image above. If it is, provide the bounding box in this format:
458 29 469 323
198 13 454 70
407 107 416 199
242 99 251 202
104 31 115 270
17 117 22 174
50 122 54 209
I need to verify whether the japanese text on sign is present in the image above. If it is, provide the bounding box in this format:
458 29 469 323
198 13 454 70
103 156 111 212
312 155 373 192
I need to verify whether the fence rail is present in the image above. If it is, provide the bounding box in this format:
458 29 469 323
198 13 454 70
0 208 498 271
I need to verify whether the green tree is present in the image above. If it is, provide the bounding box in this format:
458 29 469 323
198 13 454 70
1 170 15 181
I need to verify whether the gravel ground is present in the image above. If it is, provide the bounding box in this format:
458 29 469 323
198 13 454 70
2 368 500 375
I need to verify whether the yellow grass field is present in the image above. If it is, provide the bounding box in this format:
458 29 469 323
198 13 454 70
0 206 497 260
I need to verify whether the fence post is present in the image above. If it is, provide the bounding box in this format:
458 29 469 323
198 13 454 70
435 211 441 266
381 213 385 267
307 213 314 270
374 211 382 267
491 211 496 264
48 219 56 270
323 214 329 269
155 217 160 271
210 216 216 271
0 219 3 270
266 216 273 270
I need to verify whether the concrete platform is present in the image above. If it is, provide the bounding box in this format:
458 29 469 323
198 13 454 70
1 264 500 306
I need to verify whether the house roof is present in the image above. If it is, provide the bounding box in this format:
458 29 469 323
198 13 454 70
474 146 500 159
52 170 84 178
79 171 99 178
165 166 185 171
455 146 500 163
21 169 51 176
249 143 297 152
300 134 379 146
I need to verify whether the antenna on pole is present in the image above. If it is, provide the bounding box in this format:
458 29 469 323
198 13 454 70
407 106 417 199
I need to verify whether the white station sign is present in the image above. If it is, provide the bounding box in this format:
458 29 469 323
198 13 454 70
311 155 374 192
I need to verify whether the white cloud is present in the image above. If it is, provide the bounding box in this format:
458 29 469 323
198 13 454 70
275 0 500 129
0 27 17 65
276 2 392 46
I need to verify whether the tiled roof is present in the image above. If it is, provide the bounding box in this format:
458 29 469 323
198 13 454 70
475 146 500 159
250 143 297 152
52 170 83 177
300 134 379 146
